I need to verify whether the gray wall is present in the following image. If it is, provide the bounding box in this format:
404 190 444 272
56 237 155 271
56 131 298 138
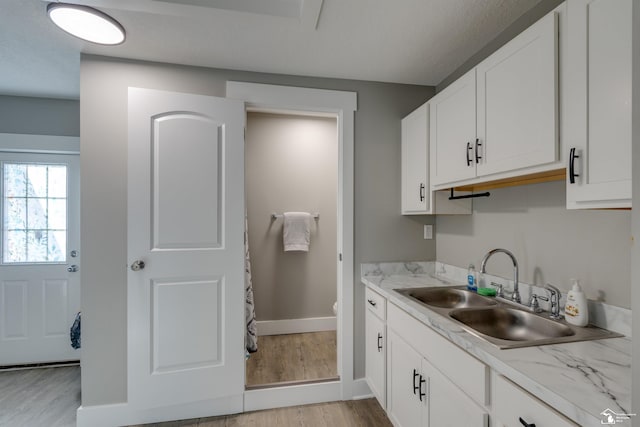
436 181 631 307
80 55 435 405
246 112 337 321
0 95 79 136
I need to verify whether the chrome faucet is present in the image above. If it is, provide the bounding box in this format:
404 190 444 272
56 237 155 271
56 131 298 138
480 248 520 304
544 283 563 320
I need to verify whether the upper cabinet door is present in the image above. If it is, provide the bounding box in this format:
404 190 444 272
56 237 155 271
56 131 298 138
476 11 558 177
401 103 429 214
430 69 477 186
565 0 632 209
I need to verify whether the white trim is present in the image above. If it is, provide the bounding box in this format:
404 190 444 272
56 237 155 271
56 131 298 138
257 317 336 336
227 81 357 403
0 133 79 154
244 381 340 412
351 378 374 400
77 395 243 427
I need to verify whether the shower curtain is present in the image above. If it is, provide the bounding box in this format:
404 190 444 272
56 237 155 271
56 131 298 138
245 214 258 353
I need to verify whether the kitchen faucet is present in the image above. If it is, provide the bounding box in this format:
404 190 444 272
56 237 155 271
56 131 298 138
480 248 520 304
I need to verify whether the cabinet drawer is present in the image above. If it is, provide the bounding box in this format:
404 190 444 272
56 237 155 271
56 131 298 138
493 374 578 427
365 287 386 320
387 302 488 406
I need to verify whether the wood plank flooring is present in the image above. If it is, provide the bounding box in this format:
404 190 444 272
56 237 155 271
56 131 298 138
0 365 80 427
245 331 337 387
131 398 392 427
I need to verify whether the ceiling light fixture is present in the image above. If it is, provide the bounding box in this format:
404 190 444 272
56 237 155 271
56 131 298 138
47 3 126 45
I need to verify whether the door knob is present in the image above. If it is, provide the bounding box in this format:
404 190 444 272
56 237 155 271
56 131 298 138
67 265 78 273
131 260 145 271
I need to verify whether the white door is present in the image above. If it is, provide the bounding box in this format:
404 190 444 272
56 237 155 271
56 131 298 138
127 88 245 411
0 153 80 365
429 69 477 186
565 0 632 208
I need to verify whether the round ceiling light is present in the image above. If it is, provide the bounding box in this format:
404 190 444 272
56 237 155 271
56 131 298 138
47 3 126 45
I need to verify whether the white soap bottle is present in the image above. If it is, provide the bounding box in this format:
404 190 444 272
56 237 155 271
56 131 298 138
564 279 588 327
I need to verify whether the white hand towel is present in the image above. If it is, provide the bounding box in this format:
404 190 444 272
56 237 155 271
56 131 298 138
283 212 312 252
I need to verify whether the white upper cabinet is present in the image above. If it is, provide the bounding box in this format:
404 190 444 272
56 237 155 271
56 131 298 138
429 70 477 187
402 102 471 215
476 11 558 177
430 8 560 189
565 0 632 209
402 103 429 213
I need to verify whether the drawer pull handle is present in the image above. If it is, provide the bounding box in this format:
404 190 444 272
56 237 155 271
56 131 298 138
519 417 535 427
413 369 420 395
367 299 377 307
418 375 427 401
377 332 383 352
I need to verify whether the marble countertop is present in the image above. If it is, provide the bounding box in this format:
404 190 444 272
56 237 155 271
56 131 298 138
361 262 631 427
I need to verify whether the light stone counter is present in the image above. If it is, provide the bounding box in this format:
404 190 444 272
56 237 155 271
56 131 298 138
361 261 632 427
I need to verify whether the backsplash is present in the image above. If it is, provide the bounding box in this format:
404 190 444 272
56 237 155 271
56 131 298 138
362 261 631 337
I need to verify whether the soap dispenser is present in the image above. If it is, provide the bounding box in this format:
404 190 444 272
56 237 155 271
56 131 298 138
564 279 588 327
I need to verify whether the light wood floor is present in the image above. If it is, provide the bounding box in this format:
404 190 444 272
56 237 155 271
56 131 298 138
131 398 391 427
0 365 80 427
245 331 338 387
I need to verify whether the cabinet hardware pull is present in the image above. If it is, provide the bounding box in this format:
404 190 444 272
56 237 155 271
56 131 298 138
367 299 377 307
475 138 482 163
419 183 425 202
569 147 580 184
377 333 383 352
466 142 473 166
418 375 427 401
519 417 535 427
413 369 420 395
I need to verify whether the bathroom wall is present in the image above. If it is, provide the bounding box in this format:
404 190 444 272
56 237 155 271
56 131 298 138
246 112 337 321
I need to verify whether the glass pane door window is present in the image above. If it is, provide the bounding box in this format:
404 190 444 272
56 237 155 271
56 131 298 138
2 163 68 264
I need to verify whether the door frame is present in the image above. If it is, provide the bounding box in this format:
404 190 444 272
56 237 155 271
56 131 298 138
226 81 357 409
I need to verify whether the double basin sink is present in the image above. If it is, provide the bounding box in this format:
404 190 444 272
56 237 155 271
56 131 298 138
395 286 622 349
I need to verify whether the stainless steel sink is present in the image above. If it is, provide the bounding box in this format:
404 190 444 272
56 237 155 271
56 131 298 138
449 307 574 341
394 286 623 349
396 287 498 309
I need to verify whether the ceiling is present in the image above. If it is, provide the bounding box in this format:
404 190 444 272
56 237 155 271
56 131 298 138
0 0 541 100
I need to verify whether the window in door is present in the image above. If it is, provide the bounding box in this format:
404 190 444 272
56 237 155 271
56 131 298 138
2 162 68 264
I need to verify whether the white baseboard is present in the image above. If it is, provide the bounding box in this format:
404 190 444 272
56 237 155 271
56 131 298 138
76 394 243 427
351 378 373 400
244 381 341 412
257 316 336 336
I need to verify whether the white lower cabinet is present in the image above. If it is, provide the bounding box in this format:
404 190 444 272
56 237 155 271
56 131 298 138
365 292 578 427
365 288 387 409
386 303 488 427
365 307 386 408
492 373 578 427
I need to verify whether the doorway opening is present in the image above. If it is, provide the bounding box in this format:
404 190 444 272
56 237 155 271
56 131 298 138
244 110 339 389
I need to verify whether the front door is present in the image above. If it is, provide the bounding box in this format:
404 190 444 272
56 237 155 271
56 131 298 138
127 88 245 411
0 153 80 365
